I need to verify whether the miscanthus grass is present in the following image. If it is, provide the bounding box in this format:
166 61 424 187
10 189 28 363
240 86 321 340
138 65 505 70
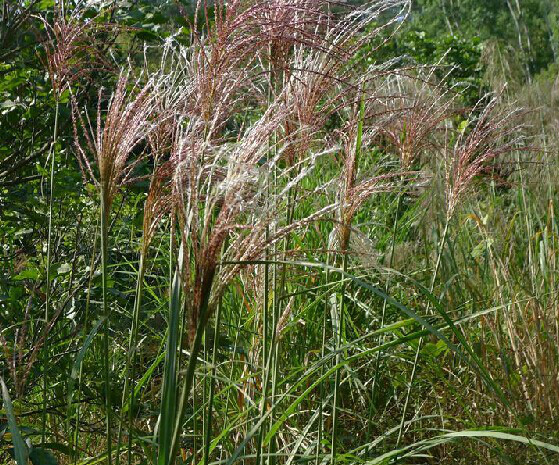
72 71 159 465
38 4 115 447
4 2 559 465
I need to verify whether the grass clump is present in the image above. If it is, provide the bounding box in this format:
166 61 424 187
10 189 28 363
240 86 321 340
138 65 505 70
1 1 559 465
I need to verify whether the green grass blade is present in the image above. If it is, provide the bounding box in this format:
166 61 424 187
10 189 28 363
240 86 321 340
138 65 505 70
365 429 559 464
1 376 29 465
67 317 106 413
157 266 182 465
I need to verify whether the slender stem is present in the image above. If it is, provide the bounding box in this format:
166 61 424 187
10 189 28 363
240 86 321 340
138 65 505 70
116 252 146 465
396 215 450 445
258 278 282 465
100 191 112 465
42 97 59 445
73 223 98 465
331 247 349 465
201 329 208 465
257 43 275 465
202 244 229 462
268 183 297 465
127 273 144 465
268 149 283 465
203 298 222 465
223 289 243 446
315 267 329 465
256 224 270 465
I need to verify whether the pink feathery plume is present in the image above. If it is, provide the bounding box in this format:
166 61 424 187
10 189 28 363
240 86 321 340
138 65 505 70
444 95 526 218
39 5 114 97
72 72 157 211
373 70 458 169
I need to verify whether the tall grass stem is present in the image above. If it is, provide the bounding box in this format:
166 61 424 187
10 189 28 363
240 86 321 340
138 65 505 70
42 98 59 445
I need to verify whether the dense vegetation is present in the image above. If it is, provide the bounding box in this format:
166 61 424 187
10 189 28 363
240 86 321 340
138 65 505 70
2 1 559 464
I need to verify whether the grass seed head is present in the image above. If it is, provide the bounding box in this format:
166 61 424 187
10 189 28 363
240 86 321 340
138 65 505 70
39 6 114 97
444 94 526 219
72 71 158 213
